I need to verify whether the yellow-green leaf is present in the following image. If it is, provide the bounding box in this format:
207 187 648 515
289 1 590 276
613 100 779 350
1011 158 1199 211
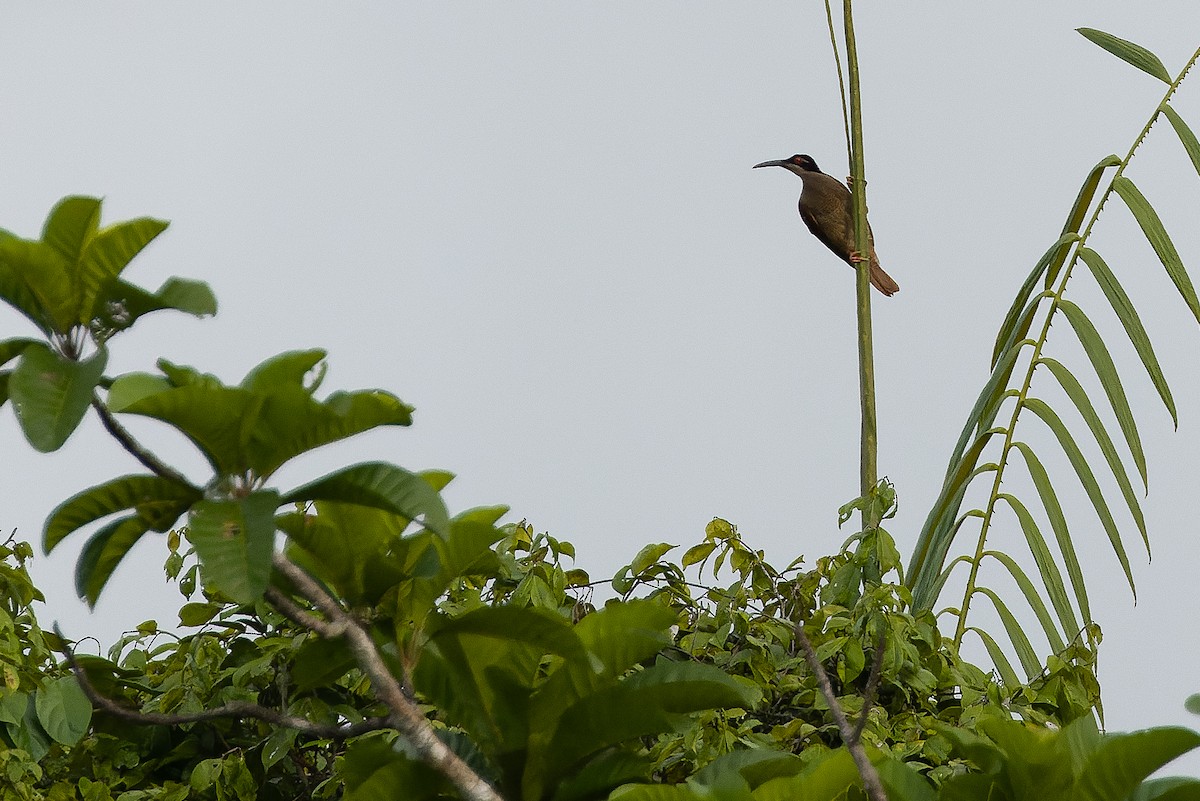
1113 176 1200 324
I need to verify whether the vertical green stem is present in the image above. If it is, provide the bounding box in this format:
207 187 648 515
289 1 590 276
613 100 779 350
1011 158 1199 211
842 0 878 525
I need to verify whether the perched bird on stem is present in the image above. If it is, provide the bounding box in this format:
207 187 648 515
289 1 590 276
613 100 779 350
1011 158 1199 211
754 154 899 297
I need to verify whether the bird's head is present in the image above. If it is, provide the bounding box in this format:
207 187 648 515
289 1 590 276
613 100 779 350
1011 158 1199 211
752 154 822 177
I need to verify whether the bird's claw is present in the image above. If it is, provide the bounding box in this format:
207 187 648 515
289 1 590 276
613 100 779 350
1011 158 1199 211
849 250 866 264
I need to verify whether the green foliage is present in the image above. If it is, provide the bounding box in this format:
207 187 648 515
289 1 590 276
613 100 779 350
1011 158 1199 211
907 28 1200 676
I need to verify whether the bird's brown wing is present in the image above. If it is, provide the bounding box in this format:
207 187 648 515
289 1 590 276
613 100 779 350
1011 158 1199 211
798 200 855 265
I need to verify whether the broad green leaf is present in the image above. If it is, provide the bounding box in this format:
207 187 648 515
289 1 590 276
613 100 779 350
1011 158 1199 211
75 515 154 605
574 600 676 679
1012 441 1091 625
1059 300 1147 490
188 491 280 604
974 586 1041 679
1078 247 1176 426
106 372 173 408
430 605 588 665
109 381 255 474
34 676 91 746
1075 727 1200 801
282 462 449 536
9 694 51 761
0 238 75 333
1161 104 1200 179
45 474 201 552
875 759 937 801
79 217 169 323
1128 776 1200 801
545 663 754 785
341 737 452 801
92 276 217 334
411 515 506 610
1024 398 1136 598
1113 176 1200 324
178 602 224 627
554 749 655 801
245 387 413 477
42 196 100 263
10 343 107 452
993 493 1075 646
1062 156 1123 237
0 337 38 369
1039 357 1148 554
1077 28 1172 83
240 349 326 393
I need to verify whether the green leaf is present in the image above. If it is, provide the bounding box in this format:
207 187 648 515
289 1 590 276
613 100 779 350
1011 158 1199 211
965 626 1020 690
992 238 1067 367
79 217 170 323
10 343 107 452
1077 28 1172 83
430 605 588 665
1129 776 1200 801
630 542 676 574
108 381 255 474
92 276 217 333
995 491 1076 642
1039 356 1148 553
1058 300 1147 492
178 602 224 627
1161 104 1200 179
574 600 676 679
910 429 999 611
34 676 91 746
1023 398 1136 599
973 586 1041 679
282 462 450 537
45 474 201 552
0 238 75 333
1113 176 1200 324
1063 158 1123 237
75 516 154 605
1012 441 1091 626
1078 247 1176 427
0 337 38 369
42 196 100 263
188 491 280 604
982 549 1066 654
240 349 325 393
1076 727 1200 801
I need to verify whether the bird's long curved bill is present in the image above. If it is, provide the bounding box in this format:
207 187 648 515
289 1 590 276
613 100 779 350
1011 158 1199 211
753 159 789 169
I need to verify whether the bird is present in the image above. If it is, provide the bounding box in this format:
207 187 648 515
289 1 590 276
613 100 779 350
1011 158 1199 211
753 154 899 297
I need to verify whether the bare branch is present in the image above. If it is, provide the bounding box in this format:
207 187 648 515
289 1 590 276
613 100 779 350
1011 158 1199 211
271 553 503 801
850 629 887 746
91 395 195 487
265 585 347 639
56 630 386 740
794 621 888 801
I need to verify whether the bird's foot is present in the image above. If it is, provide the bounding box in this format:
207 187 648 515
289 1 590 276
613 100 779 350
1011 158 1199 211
849 250 866 264
845 175 867 187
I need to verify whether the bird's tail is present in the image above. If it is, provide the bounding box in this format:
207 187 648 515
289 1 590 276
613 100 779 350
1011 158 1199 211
869 257 900 297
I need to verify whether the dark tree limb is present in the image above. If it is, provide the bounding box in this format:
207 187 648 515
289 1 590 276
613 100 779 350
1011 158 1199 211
91 394 195 488
794 621 888 801
270 553 503 801
56 630 387 740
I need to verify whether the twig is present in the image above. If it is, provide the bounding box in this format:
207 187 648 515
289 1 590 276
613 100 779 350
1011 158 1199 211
271 553 503 801
850 629 887 745
265 586 348 639
91 395 195 487
56 630 386 739
794 620 888 801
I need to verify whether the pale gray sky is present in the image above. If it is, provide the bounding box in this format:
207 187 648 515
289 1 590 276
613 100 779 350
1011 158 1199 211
3 2 1199 776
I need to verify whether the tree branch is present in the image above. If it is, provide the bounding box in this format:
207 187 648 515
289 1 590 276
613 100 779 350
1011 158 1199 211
794 621 888 801
271 553 503 801
56 630 386 740
91 394 194 487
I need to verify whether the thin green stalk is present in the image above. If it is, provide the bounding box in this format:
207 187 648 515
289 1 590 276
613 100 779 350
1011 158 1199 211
842 0 878 519
824 0 852 157
952 44 1200 649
